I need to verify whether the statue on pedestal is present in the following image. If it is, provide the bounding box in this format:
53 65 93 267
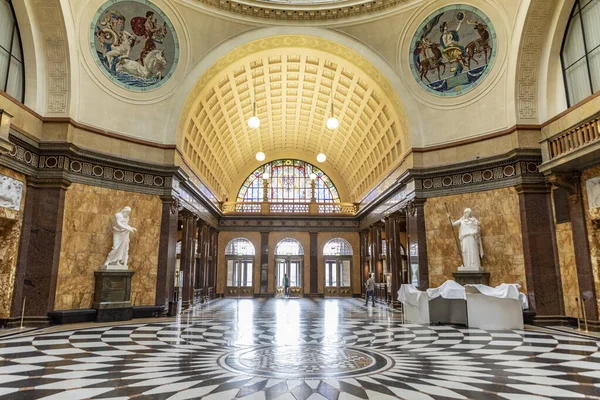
448 207 484 271
103 206 136 269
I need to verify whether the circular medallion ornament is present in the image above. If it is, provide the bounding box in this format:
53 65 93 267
219 345 393 379
410 4 497 97
90 0 179 91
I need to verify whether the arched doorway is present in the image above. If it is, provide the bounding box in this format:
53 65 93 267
225 238 255 297
275 238 304 298
323 238 353 297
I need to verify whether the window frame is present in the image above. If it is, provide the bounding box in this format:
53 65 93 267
560 0 600 107
0 0 25 103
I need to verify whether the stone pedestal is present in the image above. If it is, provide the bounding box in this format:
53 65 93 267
453 270 490 286
93 269 134 323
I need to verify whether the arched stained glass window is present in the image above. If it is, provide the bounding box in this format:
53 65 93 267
0 0 25 102
323 238 353 256
225 238 256 256
275 238 304 256
561 0 600 106
237 159 340 203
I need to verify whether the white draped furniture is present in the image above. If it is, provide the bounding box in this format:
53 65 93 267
465 284 528 330
398 281 528 329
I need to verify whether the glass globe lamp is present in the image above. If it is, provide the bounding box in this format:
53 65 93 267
316 153 327 163
256 152 266 161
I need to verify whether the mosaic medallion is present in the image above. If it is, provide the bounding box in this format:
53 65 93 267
90 0 179 91
219 345 393 378
410 4 497 96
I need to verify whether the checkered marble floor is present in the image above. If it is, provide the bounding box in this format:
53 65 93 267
0 298 599 399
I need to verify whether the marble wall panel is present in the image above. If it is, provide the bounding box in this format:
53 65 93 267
55 183 162 310
555 221 580 318
0 166 26 320
582 165 600 318
424 187 527 290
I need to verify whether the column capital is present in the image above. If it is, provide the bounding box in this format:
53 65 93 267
548 172 580 203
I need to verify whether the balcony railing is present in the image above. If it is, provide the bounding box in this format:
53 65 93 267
222 201 357 215
546 112 600 160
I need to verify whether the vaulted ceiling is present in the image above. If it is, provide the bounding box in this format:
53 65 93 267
178 36 409 202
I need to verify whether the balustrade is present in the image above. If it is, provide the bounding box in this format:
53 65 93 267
222 201 357 215
546 113 600 160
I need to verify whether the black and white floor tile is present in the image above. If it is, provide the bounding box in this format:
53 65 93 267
0 298 599 399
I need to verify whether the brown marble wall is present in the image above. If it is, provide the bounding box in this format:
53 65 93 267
216 232 261 294
0 167 26 320
582 165 600 318
424 188 527 290
55 183 162 310
555 221 580 318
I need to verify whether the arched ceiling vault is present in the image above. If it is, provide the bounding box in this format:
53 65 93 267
178 35 409 202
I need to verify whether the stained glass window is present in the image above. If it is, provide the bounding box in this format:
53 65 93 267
323 238 353 256
225 238 256 256
237 159 340 203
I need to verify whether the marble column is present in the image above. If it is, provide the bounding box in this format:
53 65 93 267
196 220 206 302
309 231 318 295
406 199 429 290
260 232 269 295
371 222 384 283
359 230 369 296
179 211 197 309
201 224 210 300
550 173 598 319
209 228 218 299
517 183 564 315
155 197 178 311
11 179 69 317
386 212 406 307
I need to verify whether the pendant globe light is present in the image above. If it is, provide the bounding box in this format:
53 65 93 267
248 100 260 129
317 153 327 163
256 151 266 161
326 90 338 130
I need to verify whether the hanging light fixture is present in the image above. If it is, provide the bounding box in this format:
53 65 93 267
248 99 260 129
262 171 270 180
256 152 266 161
317 153 327 163
326 89 338 130
309 173 317 180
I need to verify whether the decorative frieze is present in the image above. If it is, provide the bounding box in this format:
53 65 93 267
219 217 359 232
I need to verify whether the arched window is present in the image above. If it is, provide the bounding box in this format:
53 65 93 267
0 0 25 102
275 238 304 256
237 159 340 203
561 0 600 106
225 238 256 256
323 238 353 256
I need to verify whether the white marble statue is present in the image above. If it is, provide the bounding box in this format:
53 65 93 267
586 176 600 209
0 175 23 211
103 206 136 269
449 208 484 271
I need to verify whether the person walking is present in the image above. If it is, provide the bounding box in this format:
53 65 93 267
365 273 375 306
284 273 290 298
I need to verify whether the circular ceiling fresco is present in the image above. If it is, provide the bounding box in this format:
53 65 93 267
90 0 179 91
409 4 497 97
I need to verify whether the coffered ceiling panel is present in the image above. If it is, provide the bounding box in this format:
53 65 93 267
178 36 409 202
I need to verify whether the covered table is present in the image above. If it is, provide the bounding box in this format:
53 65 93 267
398 280 468 325
397 284 429 324
465 283 528 330
426 280 468 325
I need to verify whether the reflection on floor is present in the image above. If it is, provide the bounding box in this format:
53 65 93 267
0 298 599 399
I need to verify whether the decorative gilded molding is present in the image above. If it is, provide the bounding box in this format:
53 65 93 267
219 216 359 231
33 0 70 114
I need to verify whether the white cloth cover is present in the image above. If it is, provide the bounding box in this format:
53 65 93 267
466 283 529 310
426 280 465 300
397 284 424 307
397 284 430 324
